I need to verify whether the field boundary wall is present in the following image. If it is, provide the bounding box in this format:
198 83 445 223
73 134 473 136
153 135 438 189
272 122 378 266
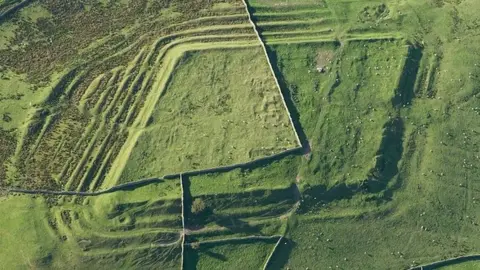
263 236 283 270
165 146 303 179
180 174 186 270
241 0 303 148
6 146 302 196
410 254 480 270
185 235 282 246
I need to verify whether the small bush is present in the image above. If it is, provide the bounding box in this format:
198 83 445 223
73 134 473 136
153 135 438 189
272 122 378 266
191 198 207 215
191 242 200 250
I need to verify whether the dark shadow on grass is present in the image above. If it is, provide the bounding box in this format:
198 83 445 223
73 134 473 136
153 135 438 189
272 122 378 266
264 45 311 151
298 183 359 213
184 246 199 270
214 217 261 235
298 118 405 208
183 248 228 269
183 176 261 235
178 148 304 179
391 44 423 108
187 213 262 235
186 238 280 269
183 175 194 224
265 238 296 270
365 117 404 194
185 180 297 231
45 67 82 105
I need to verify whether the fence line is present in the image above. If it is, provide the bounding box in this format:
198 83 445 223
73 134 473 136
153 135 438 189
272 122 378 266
7 146 302 196
241 0 303 148
180 174 186 270
410 254 480 270
185 235 282 246
263 236 284 270
172 146 303 178
7 177 163 196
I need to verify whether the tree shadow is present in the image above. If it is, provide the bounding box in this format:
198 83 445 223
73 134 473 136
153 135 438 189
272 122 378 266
185 238 281 269
183 245 199 270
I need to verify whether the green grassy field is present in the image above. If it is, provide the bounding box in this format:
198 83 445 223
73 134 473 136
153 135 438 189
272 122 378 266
0 195 57 269
0 179 183 269
185 239 277 270
250 0 480 268
185 170 295 242
0 0 479 269
118 47 297 183
271 40 408 189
